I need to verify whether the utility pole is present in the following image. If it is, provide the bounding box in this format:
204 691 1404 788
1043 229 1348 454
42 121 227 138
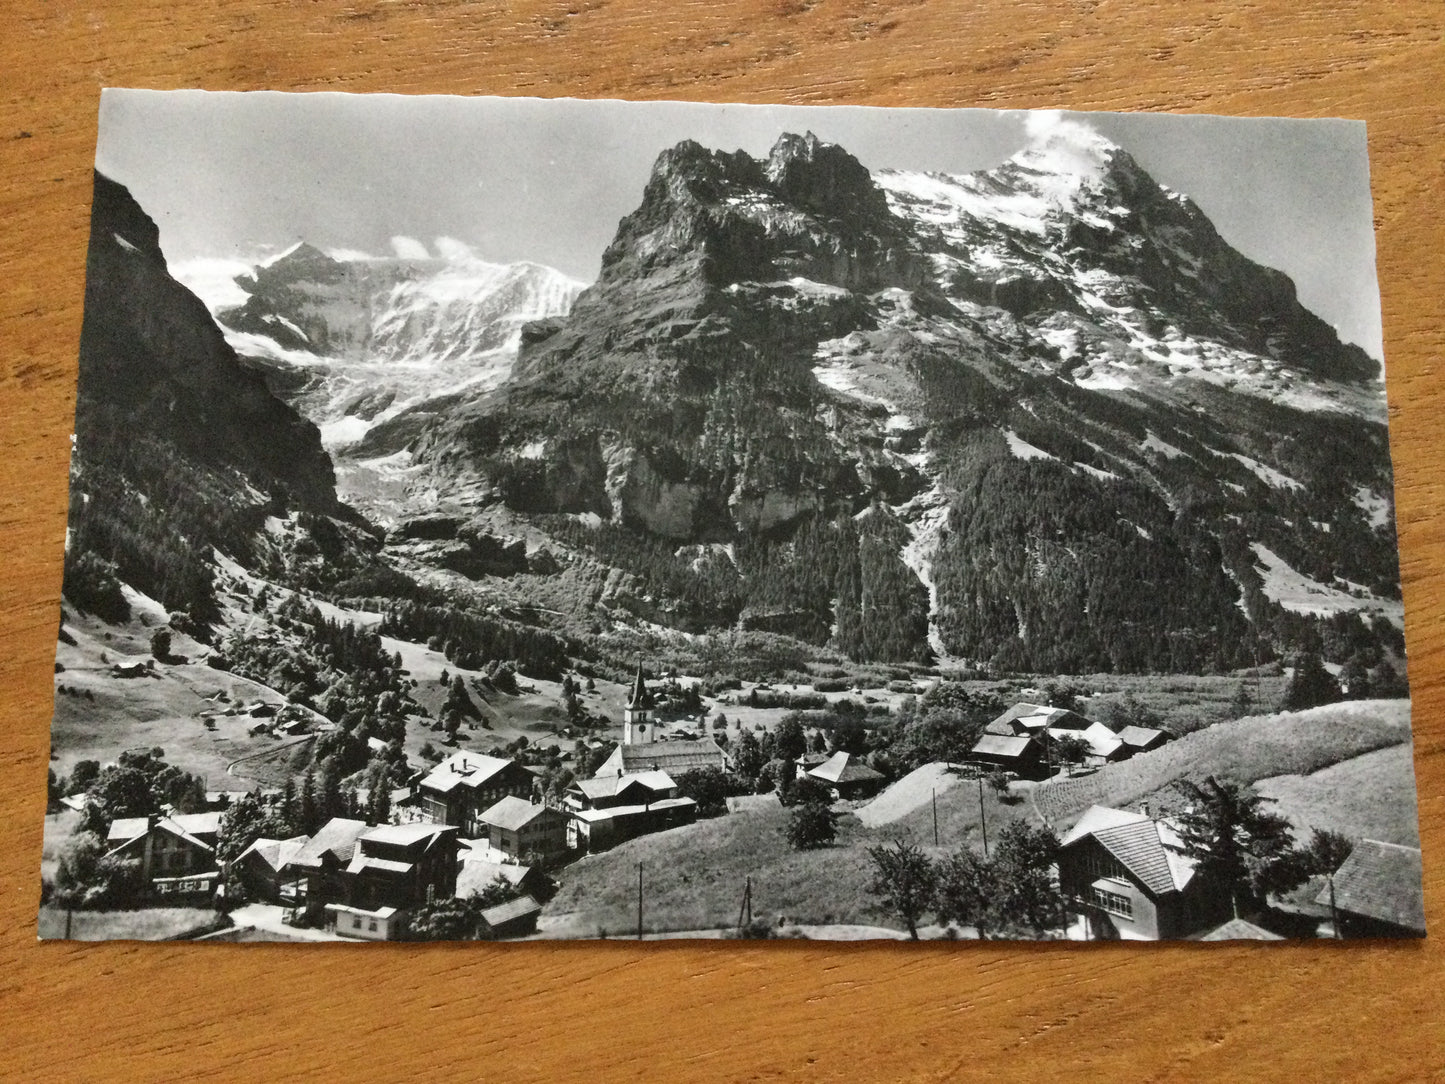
636 861 644 940
736 875 753 934
932 788 939 846
978 772 989 858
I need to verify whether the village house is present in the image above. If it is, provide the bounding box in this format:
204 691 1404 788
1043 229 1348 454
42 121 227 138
968 732 1049 780
1316 839 1425 938
417 752 536 836
455 856 551 903
1115 725 1171 755
282 817 372 923
801 750 886 799
478 895 543 939
104 811 223 900
565 768 697 854
1058 805 1232 940
232 834 309 903
324 822 459 941
593 664 727 779
476 796 570 862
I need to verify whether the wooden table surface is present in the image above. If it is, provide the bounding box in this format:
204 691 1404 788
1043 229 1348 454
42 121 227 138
1 3 1442 1080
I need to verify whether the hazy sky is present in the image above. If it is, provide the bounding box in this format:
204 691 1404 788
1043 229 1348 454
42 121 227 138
95 90 1383 359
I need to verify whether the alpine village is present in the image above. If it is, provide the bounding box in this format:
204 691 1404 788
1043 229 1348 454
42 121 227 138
43 122 1422 943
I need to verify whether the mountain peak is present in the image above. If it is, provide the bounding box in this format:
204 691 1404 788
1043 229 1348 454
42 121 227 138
765 131 887 222
1010 117 1124 179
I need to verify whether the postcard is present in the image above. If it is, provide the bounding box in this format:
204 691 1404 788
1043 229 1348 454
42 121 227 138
42 90 1421 942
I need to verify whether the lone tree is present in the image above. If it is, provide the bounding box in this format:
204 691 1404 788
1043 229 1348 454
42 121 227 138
990 820 1065 938
1051 734 1090 777
150 628 172 661
934 847 999 939
1172 776 1298 913
785 798 838 850
866 838 937 940
1283 652 1341 711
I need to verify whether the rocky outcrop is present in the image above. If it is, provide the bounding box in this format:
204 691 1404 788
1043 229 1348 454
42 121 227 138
77 172 338 513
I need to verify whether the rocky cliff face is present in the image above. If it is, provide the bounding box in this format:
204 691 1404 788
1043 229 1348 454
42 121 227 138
344 128 1400 670
77 172 339 513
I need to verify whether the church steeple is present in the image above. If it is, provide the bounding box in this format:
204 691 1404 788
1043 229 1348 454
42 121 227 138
624 659 655 745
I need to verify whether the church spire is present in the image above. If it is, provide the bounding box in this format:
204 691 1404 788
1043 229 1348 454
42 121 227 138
628 658 654 710
624 658 655 745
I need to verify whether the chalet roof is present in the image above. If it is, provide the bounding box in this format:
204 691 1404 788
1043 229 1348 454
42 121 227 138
602 739 725 776
478 796 557 832
987 703 1095 736
106 815 218 857
570 796 697 823
1063 805 1194 896
808 751 884 786
573 770 677 802
1049 722 1124 760
456 859 534 898
970 733 1037 759
420 753 521 796
361 823 452 849
1316 840 1425 934
345 853 414 876
286 818 370 870
1196 918 1285 941
238 835 310 873
1116 725 1168 748
481 894 542 927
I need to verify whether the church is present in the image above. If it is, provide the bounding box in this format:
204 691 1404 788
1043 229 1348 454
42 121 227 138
592 663 728 779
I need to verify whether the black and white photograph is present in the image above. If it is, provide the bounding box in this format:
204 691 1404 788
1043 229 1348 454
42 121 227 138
42 89 1422 944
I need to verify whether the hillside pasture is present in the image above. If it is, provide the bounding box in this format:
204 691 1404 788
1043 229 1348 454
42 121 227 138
1034 699 1412 829
1255 743 1421 847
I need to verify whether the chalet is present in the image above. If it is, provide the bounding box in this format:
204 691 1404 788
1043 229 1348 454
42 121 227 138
479 895 543 939
567 769 680 811
282 818 372 922
985 703 1093 736
417 752 536 836
476 796 569 862
1116 725 1170 755
233 834 309 903
1058 805 1231 940
968 732 1049 780
104 812 223 899
455 857 550 903
1316 840 1425 938
804 751 886 799
325 822 459 940
593 663 726 779
1049 721 1130 767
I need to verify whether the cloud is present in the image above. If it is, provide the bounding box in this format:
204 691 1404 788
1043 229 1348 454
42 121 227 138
170 256 255 313
432 236 478 262
390 235 430 259
1023 109 1064 140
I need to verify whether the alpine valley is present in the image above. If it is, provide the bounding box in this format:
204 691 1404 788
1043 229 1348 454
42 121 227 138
67 121 1406 685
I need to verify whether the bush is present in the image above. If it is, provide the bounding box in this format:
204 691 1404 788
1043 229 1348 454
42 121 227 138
785 799 838 849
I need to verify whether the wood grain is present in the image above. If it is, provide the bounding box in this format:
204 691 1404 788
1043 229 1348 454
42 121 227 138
2 3 1442 1080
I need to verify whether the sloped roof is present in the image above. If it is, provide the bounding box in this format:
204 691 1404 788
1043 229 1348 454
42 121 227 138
1197 917 1285 941
345 853 414 876
570 796 697 823
971 734 1037 759
238 835 310 873
1049 722 1124 760
361 823 452 848
480 894 542 927
285 818 370 870
479 796 557 832
573 770 677 801
106 815 217 857
420 753 520 795
1063 805 1194 896
1116 725 1168 748
456 859 534 898
604 739 724 776
808 751 884 785
985 702 1051 735
1317 839 1425 934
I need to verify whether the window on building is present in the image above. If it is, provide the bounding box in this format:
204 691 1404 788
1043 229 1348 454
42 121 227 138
353 916 362 929
368 920 378 932
1093 886 1133 918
